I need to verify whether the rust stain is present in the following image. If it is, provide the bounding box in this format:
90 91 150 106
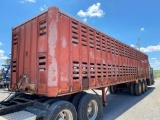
48 9 58 87
10 7 151 97
62 36 67 48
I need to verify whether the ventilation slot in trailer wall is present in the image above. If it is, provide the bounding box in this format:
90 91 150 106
124 46 127 57
39 20 47 36
107 37 110 52
89 29 94 48
12 33 18 73
82 62 89 89
82 62 88 78
102 35 106 51
72 20 78 44
90 63 95 78
81 25 87 46
103 64 107 78
119 44 122 56
119 66 123 77
133 49 136 60
115 42 119 55
96 33 100 50
123 66 126 80
12 61 16 72
39 56 46 72
122 45 125 56
73 61 79 80
108 64 112 77
129 47 132 58
126 47 129 58
112 65 116 77
97 63 101 78
111 40 114 54
13 34 18 45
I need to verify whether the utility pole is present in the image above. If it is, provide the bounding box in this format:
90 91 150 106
136 38 140 51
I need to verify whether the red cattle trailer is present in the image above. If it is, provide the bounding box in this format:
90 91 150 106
0 7 154 120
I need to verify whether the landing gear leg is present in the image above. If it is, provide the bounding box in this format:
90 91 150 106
102 87 107 106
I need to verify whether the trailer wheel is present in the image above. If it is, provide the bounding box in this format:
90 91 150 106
135 82 142 96
144 80 147 91
147 78 152 86
148 78 154 86
43 101 77 120
71 92 86 110
141 81 145 94
130 83 135 95
77 94 101 120
108 86 112 94
148 79 152 86
109 85 118 94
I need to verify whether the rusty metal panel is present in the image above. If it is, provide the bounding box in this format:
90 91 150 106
30 18 38 90
88 28 96 87
11 28 19 88
47 7 59 96
38 14 48 53
11 6 151 97
18 26 25 81
24 22 31 78
80 24 89 90
95 32 102 85
58 13 70 93
101 34 108 85
37 13 48 94
70 19 81 91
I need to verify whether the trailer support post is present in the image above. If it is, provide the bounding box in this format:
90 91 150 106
102 87 107 106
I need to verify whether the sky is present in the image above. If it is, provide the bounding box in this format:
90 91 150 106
0 0 160 70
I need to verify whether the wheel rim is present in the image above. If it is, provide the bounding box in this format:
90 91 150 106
145 81 147 91
143 82 145 91
56 109 73 120
87 100 98 120
139 83 142 93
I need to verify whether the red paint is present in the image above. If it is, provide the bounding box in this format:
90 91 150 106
11 7 150 97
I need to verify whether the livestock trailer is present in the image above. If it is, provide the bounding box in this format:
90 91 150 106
0 7 154 120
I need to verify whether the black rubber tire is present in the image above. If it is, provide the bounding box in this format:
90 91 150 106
135 82 142 96
77 94 102 120
108 86 112 94
110 85 118 94
149 79 152 86
151 79 155 85
144 80 147 91
149 78 154 86
71 92 86 110
43 101 77 120
147 78 152 86
44 99 58 105
130 83 135 95
141 81 145 94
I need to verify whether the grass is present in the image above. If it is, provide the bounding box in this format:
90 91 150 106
154 70 160 78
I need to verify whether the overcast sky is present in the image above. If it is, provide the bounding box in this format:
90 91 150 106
0 0 160 70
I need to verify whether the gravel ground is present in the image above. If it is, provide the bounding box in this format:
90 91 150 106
0 79 159 120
